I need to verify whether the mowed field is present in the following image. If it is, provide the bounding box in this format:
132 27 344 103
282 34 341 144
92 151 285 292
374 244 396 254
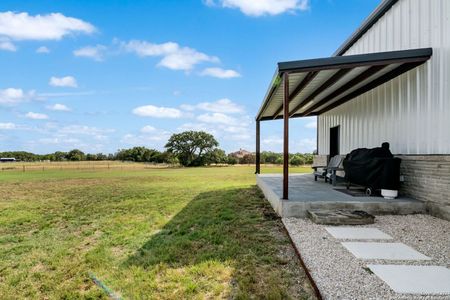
0 164 316 299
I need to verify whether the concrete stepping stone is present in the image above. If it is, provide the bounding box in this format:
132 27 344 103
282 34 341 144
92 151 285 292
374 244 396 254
368 265 450 294
341 242 431 260
325 227 393 240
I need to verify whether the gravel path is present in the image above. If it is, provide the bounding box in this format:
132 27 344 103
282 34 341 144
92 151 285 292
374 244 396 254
283 214 450 300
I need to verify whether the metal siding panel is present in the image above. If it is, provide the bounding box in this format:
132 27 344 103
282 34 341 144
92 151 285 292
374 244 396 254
322 0 450 154
322 116 325 154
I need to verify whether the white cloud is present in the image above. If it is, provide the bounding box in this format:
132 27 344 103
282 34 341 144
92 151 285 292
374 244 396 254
0 38 16 51
73 45 106 61
206 0 309 16
121 130 171 147
122 40 219 71
261 136 316 152
47 103 71 111
50 125 114 143
140 125 156 133
26 112 49 120
58 125 114 136
262 137 283 145
179 104 196 111
123 41 179 56
37 137 105 152
298 138 316 153
132 105 182 118
179 99 251 146
180 98 243 115
0 88 35 105
197 98 243 114
36 46 50 53
37 137 81 145
0 122 16 129
305 121 317 129
228 133 251 141
197 112 237 125
177 122 217 135
38 91 95 98
200 67 241 79
0 11 95 40
221 123 252 141
179 117 252 143
49 76 78 88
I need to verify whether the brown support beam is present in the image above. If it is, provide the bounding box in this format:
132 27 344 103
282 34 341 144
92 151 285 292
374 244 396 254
316 61 423 114
255 120 261 174
272 71 318 119
302 64 387 116
289 68 351 117
283 72 289 200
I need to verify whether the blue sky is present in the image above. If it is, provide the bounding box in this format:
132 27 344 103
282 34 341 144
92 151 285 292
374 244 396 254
0 0 380 154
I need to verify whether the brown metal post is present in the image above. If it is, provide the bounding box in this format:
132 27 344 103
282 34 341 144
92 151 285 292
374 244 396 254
283 72 289 200
255 120 261 174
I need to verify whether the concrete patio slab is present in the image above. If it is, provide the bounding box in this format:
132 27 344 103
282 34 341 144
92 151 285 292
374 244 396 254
325 227 393 240
368 265 450 294
257 173 426 217
342 242 431 260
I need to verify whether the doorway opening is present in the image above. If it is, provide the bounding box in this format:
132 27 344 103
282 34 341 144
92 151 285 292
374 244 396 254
330 126 340 158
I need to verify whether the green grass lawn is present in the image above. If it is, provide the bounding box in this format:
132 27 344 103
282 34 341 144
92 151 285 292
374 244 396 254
0 165 315 299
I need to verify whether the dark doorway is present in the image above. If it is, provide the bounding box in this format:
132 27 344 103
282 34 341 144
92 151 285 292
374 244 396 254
330 126 340 157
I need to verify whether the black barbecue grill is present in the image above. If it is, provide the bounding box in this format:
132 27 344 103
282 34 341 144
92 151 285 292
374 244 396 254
343 142 401 195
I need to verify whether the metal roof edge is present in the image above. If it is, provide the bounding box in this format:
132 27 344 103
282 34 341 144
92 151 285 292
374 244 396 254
333 0 399 56
255 68 281 120
278 48 432 72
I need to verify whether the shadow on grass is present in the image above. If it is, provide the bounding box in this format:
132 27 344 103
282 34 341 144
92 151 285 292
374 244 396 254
124 186 313 299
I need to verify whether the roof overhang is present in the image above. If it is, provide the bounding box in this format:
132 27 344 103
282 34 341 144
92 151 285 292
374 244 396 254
256 48 432 121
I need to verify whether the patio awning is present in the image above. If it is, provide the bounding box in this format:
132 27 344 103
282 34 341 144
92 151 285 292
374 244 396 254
256 48 432 121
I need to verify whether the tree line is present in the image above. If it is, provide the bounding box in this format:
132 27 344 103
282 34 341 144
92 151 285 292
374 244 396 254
0 130 314 166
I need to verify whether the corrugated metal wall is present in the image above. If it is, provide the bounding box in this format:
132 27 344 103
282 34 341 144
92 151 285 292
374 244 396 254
319 0 450 155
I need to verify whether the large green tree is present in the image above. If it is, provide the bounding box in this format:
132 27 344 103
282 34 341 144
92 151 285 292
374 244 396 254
165 131 219 166
66 149 86 161
115 147 161 162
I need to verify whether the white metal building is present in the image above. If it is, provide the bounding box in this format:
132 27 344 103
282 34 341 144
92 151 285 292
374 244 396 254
320 0 450 155
255 0 450 220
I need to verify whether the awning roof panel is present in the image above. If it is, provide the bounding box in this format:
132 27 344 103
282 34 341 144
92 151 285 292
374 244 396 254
311 63 401 113
309 66 369 108
256 48 432 121
281 69 339 118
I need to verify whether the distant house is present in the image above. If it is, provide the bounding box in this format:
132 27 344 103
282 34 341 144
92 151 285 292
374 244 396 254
0 158 16 163
229 149 253 159
255 0 449 220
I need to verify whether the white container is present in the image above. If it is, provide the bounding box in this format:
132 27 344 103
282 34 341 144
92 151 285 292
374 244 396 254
381 189 398 199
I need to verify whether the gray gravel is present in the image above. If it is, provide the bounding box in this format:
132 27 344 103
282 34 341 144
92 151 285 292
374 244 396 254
283 214 450 300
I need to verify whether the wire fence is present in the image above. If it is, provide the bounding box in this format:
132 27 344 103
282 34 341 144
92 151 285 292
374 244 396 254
0 162 313 172
0 161 175 172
